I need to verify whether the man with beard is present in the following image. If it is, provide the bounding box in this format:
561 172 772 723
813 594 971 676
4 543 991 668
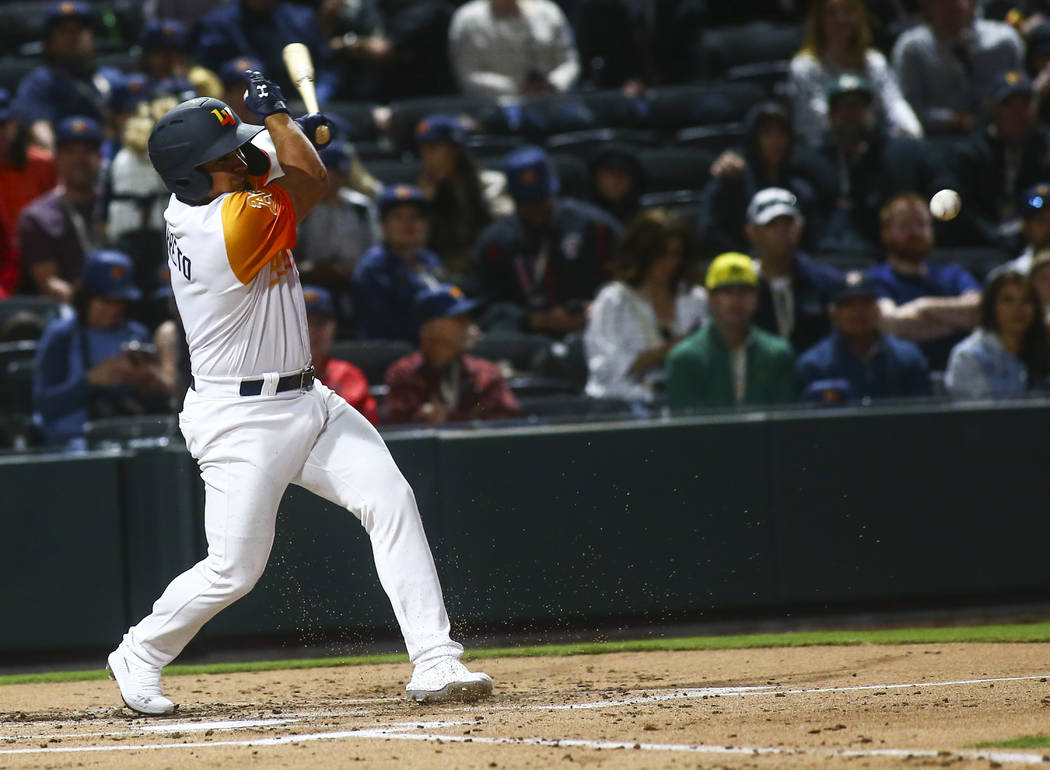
865 193 981 368
15 2 123 150
816 73 954 254
17 116 105 302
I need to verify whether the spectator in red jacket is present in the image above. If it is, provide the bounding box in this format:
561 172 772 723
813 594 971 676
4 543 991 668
304 285 379 425
385 285 521 424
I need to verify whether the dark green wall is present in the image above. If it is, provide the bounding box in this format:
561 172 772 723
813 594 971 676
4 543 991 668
2 402 1049 656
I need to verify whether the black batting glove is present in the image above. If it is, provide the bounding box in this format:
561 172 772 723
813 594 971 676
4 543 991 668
243 70 288 118
293 113 334 148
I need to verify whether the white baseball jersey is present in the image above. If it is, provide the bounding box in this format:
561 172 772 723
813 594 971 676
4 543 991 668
163 132 310 379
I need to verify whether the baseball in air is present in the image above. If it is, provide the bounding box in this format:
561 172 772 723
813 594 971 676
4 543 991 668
929 189 962 221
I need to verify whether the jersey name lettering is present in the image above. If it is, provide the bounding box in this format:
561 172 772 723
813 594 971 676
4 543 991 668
166 226 192 281
246 191 278 216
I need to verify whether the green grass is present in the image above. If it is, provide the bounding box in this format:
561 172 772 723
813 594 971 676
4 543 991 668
5 621 1050 687
970 735 1050 749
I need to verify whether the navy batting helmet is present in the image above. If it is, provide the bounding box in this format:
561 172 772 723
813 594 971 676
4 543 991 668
148 97 270 203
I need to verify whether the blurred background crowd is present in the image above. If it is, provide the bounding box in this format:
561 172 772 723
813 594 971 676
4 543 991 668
3 0 1050 451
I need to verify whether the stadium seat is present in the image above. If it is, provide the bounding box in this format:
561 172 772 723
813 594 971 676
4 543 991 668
364 158 422 187
0 340 38 370
645 82 767 134
507 374 579 397
83 414 177 449
702 22 805 77
328 339 415 384
576 90 650 130
0 296 68 329
637 147 714 194
530 333 588 389
469 330 552 372
515 393 632 419
726 60 792 97
544 127 659 157
675 122 748 154
2 357 35 416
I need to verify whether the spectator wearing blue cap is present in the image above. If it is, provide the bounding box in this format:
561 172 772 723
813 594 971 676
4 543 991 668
385 285 521 424
195 1 341 108
140 19 192 83
18 117 105 303
475 145 621 336
33 250 171 449
352 185 448 342
796 271 931 403
220 56 268 123
303 285 379 425
998 183 1050 275
415 114 511 280
297 144 379 292
449 0 580 98
14 2 123 150
0 90 57 297
866 193 981 369
945 268 1050 399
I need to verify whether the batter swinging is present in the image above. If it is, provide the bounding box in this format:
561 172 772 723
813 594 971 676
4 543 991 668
105 71 492 714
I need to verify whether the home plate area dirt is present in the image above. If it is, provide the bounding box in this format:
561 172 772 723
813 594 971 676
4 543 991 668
3 644 1050 769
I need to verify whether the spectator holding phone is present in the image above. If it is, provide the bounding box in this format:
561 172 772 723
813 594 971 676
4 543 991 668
33 250 171 449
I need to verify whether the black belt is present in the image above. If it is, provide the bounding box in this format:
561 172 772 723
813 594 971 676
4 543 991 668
190 366 316 396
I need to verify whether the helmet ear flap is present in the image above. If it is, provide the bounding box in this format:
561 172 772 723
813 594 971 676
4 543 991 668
240 142 270 176
173 167 214 203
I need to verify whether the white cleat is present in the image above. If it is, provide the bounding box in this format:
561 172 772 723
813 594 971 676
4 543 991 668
406 657 494 703
106 646 176 716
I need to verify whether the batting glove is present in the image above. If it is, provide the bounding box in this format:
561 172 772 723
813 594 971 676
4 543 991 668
294 113 334 149
243 70 288 118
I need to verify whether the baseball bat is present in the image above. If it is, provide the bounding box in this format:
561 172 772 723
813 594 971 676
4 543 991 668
281 43 331 146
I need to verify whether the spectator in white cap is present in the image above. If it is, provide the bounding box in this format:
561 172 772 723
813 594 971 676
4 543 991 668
745 187 843 353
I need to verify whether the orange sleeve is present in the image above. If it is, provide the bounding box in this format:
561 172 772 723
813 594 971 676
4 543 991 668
220 184 297 284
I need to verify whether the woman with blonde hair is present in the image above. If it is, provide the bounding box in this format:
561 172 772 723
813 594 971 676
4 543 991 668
584 209 708 404
790 0 921 146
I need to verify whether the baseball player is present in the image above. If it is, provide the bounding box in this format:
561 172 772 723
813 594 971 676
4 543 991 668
105 71 492 715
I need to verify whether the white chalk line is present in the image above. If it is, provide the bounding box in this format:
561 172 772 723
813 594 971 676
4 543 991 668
2 673 1049 763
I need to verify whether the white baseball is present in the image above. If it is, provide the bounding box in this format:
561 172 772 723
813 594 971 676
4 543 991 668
929 189 962 221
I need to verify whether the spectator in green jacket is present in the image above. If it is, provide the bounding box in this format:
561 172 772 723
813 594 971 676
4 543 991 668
666 252 796 410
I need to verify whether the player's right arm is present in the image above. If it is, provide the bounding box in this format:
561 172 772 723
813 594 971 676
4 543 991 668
266 112 327 224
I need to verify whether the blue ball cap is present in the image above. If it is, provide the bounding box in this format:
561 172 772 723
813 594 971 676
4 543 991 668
416 114 466 146
220 56 265 86
832 271 880 304
110 73 152 113
82 250 141 301
302 285 335 317
414 285 479 325
55 115 102 148
1020 183 1050 219
988 70 1033 104
319 144 351 175
378 184 428 219
46 1 94 28
139 18 189 51
505 145 558 205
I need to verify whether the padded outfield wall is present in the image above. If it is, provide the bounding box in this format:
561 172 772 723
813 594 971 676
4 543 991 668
2 400 1049 656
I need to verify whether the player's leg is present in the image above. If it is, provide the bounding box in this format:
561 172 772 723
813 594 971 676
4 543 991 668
292 383 492 702
109 393 324 714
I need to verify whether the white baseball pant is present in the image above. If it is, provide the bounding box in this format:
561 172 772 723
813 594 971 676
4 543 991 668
121 381 463 669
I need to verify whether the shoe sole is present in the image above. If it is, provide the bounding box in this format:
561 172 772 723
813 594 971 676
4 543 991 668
106 657 177 717
407 677 494 703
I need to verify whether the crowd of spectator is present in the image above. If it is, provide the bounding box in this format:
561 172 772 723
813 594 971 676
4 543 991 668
3 0 1050 451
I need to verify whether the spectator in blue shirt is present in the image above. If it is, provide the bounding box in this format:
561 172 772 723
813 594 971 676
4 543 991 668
945 269 1050 399
797 271 931 403
746 188 843 353
352 185 448 342
33 251 171 450
15 2 123 150
866 193 982 368
195 0 340 106
139 19 192 83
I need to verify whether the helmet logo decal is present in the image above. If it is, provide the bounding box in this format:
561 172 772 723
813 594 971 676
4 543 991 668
210 107 235 127
247 191 278 216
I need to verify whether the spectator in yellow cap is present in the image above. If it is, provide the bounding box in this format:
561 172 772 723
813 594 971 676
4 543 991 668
666 253 796 411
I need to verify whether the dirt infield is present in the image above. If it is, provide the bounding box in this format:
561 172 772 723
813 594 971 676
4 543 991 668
2 643 1050 769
